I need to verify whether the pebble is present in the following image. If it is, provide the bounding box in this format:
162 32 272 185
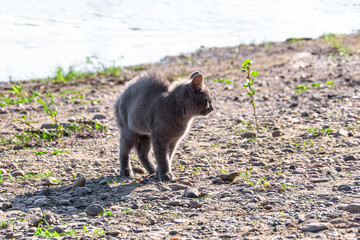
11 170 24 177
293 168 306 174
2 202 12 211
133 167 145 174
301 223 328 232
32 214 56 226
93 114 107 121
337 184 352 191
44 177 59 186
344 155 357 161
167 200 182 206
119 225 131 231
33 198 49 207
219 172 239 181
241 132 256 138
73 176 86 189
85 204 105 216
272 130 285 137
281 148 294 153
343 204 360 213
58 199 71 206
173 218 188 224
49 226 64 234
171 184 188 191
184 187 200 198
189 200 202 208
74 187 92 196
169 230 178 236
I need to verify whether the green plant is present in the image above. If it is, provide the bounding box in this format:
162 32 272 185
190 168 199 175
213 78 232 84
35 151 48 156
241 59 259 133
94 228 106 236
52 150 70 155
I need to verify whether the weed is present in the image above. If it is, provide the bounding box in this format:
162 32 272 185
295 80 335 93
321 33 349 56
190 168 199 175
241 59 260 133
35 151 48 156
94 228 106 236
52 150 70 155
213 78 232 84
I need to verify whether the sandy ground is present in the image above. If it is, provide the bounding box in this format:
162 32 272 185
1 32 360 239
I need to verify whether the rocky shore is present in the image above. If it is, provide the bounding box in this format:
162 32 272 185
1 32 360 239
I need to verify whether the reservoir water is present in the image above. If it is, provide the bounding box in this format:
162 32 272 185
1 0 359 81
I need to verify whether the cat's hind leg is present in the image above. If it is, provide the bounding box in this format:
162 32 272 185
119 128 137 177
136 135 156 175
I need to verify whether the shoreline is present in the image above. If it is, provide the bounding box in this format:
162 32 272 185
1 31 359 85
1 32 360 239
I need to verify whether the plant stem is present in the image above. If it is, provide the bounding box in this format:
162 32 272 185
246 66 259 133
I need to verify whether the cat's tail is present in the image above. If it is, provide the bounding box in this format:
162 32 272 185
114 96 122 129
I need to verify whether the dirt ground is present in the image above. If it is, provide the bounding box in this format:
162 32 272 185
1 32 360 239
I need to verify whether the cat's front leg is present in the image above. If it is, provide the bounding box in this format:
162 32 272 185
152 139 174 181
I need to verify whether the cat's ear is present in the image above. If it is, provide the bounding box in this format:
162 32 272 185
190 72 203 92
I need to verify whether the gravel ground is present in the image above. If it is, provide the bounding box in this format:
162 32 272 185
1 32 360 239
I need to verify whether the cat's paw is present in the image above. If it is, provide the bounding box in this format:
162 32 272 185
159 172 175 181
120 168 133 177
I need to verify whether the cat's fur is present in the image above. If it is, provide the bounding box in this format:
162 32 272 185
115 71 213 181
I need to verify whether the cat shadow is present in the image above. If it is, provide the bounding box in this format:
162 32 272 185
5 175 145 218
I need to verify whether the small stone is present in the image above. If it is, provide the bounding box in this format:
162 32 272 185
73 176 86 189
49 226 64 234
293 168 306 174
171 184 188 191
2 202 12 211
264 205 273 210
343 204 360 213
169 230 178 236
40 123 69 130
302 223 328 232
281 148 294 153
218 172 239 181
189 200 202 208
109 230 120 236
241 132 256 138
337 184 352 191
184 187 200 198
34 198 49 207
301 112 310 117
93 114 107 121
133 167 145 174
0 168 7 174
11 170 24 177
58 199 71 206
167 200 182 206
74 187 92 196
5 233 14 239
344 155 357 161
173 218 188 224
32 214 56 226
85 204 104 216
272 130 285 137
119 225 130 231
44 177 59 186
146 195 160 201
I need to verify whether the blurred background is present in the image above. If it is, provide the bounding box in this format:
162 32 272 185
0 0 359 82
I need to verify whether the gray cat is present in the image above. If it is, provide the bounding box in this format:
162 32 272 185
115 71 213 181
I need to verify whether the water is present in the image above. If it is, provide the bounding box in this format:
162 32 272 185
1 0 359 82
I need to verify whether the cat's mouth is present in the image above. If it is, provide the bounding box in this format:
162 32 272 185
200 106 213 115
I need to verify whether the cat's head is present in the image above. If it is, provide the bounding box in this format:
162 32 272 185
187 71 213 116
